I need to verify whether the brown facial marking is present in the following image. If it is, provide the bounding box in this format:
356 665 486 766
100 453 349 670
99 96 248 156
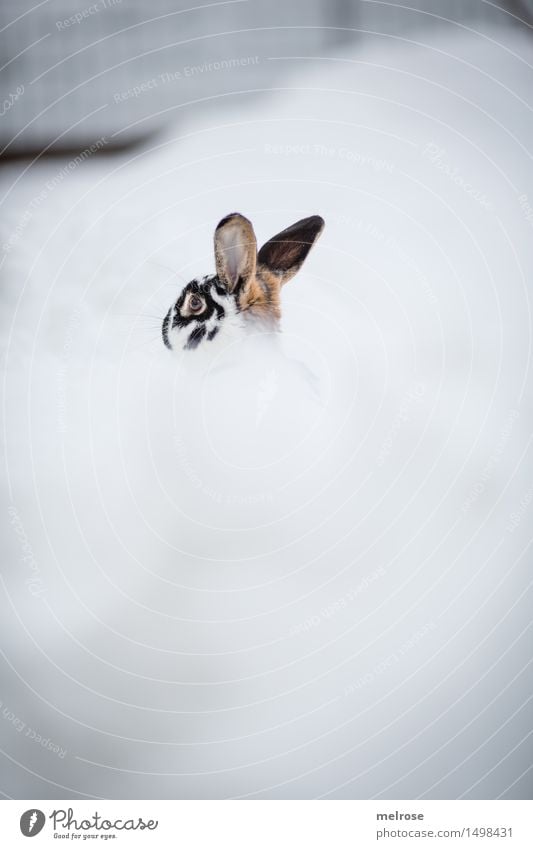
238 268 281 323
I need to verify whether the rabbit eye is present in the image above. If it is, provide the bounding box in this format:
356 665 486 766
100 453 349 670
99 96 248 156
189 295 204 312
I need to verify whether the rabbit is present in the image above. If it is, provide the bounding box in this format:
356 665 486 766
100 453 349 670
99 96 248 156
161 212 324 352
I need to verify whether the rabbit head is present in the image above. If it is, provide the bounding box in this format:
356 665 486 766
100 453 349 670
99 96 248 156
162 212 324 352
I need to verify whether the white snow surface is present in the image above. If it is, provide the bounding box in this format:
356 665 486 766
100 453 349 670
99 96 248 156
1 26 532 799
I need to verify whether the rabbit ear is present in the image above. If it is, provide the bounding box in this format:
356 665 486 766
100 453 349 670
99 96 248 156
214 213 257 293
257 215 324 284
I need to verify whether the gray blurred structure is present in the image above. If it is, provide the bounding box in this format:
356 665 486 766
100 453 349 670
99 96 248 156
1 0 531 157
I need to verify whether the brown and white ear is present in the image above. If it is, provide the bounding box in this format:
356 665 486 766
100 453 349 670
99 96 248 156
257 215 324 285
214 213 257 293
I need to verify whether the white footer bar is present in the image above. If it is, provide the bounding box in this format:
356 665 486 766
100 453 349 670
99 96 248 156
1 800 532 847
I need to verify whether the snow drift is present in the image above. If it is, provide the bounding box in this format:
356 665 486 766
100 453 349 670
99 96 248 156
1 25 532 799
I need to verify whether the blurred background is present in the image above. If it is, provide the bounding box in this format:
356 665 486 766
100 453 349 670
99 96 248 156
1 0 533 803
2 0 533 157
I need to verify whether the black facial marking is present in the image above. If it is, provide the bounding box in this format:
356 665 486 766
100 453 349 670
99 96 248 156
163 274 239 350
162 308 172 349
172 277 227 329
186 324 207 350
232 274 246 298
213 300 225 321
212 276 230 298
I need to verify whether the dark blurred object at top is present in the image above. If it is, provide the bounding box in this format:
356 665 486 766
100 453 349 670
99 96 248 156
1 0 531 160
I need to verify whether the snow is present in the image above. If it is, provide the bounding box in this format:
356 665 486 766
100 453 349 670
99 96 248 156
1 25 532 799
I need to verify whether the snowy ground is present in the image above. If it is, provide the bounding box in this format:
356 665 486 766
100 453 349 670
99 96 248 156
1 24 532 799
